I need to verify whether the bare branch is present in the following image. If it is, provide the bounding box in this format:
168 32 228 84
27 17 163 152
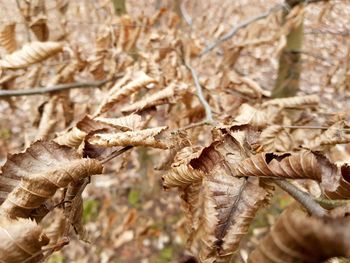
272 179 328 218
200 4 284 56
282 125 350 132
180 2 193 26
0 78 116 98
184 60 214 124
101 146 133 164
315 198 350 209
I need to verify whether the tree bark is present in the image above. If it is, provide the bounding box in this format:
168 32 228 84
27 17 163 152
112 0 127 16
272 0 304 98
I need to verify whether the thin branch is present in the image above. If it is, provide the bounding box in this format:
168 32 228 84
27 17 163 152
180 2 193 26
101 146 133 164
200 4 284 56
183 60 214 124
315 198 350 209
272 179 328 217
282 125 350 132
172 120 211 133
0 78 115 98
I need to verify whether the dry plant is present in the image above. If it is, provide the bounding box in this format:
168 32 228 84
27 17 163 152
0 0 350 262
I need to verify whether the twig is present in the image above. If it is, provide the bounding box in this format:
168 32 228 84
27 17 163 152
315 198 350 209
282 125 350 132
184 61 214 124
200 4 284 56
180 2 192 26
272 179 328 217
172 120 211 133
0 78 115 98
101 146 133 164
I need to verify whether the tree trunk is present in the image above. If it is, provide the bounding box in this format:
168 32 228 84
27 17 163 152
112 0 127 16
272 1 304 98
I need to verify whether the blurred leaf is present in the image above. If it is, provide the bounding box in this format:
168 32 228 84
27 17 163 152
160 247 173 262
83 199 100 223
47 252 64 263
128 189 140 207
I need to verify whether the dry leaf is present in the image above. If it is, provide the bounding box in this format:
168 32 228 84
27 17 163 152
234 103 271 128
35 97 58 141
94 114 143 131
0 23 17 53
30 15 49 42
0 141 103 219
54 115 117 148
304 121 350 151
55 127 87 148
0 216 49 263
232 151 345 194
248 205 350 263
88 126 170 149
0 41 63 69
199 170 268 263
121 83 187 113
96 71 157 114
259 125 294 152
262 95 319 108
44 210 67 245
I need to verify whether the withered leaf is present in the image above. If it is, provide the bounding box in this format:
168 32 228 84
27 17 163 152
233 150 350 199
88 126 170 149
259 125 294 152
248 205 350 263
262 94 319 108
304 121 350 151
96 71 157 115
0 41 63 69
121 83 187 113
0 23 17 53
0 216 49 263
0 141 103 219
198 165 268 263
94 114 143 131
234 103 272 128
162 146 205 189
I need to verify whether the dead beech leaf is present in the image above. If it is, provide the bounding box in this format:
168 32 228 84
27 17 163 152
225 72 270 99
262 94 319 108
165 169 202 190
233 151 343 193
199 169 268 263
55 127 87 148
0 216 49 263
54 115 117 148
324 164 350 199
164 133 268 263
44 210 67 245
259 125 293 152
96 71 157 115
94 114 143 131
88 126 170 149
0 141 103 219
304 121 350 151
35 96 58 141
234 103 271 128
0 23 17 53
248 205 350 263
63 179 88 240
29 15 49 42
0 41 63 69
121 83 187 113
